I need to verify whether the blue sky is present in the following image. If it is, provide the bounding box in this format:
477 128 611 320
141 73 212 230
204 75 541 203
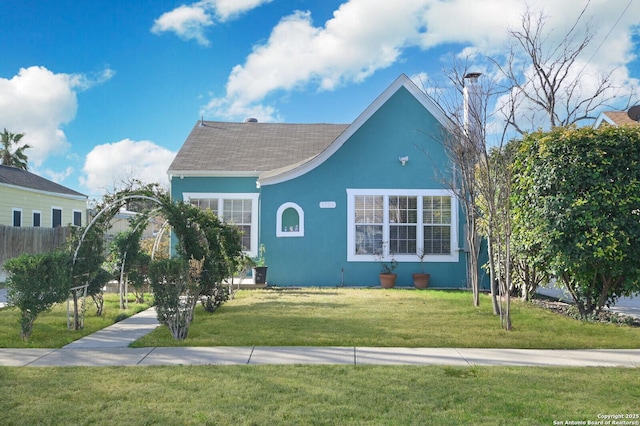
1 0 638 201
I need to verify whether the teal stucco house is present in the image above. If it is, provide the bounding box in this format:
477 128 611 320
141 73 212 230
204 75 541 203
168 74 470 288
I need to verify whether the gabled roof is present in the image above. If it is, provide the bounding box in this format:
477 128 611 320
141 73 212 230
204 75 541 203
259 74 450 185
0 165 86 199
594 111 640 128
168 121 349 177
168 74 450 183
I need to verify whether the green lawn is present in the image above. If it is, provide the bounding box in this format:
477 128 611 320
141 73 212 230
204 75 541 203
0 365 638 425
2 288 639 425
0 294 152 348
134 288 640 349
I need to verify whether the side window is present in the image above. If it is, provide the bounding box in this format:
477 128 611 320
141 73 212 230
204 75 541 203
12 209 22 227
73 210 82 227
52 208 62 228
184 193 260 257
33 211 41 227
276 202 304 237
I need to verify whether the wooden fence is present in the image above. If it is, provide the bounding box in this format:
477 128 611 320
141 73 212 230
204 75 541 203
0 225 71 280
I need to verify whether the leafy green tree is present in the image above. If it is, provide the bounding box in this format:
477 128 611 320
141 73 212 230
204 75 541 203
159 196 244 313
4 251 71 339
512 125 640 318
1 128 31 170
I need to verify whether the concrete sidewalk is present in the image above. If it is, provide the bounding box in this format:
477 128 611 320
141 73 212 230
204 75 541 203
1 292 639 368
1 345 639 367
0 308 637 368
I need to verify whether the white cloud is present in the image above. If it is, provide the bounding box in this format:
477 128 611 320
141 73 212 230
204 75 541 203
151 0 273 46
151 4 213 46
0 66 113 167
38 166 75 184
204 0 640 121
207 0 274 21
80 139 175 198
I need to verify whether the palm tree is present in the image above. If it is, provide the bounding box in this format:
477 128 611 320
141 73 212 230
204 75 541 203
1 128 31 170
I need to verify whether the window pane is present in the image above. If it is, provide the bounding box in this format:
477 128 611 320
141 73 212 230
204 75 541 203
390 224 417 254
223 199 252 251
355 225 383 254
389 196 417 224
33 212 41 227
13 210 21 227
52 209 62 228
190 198 218 216
73 211 82 227
424 225 451 254
355 195 383 224
423 196 451 224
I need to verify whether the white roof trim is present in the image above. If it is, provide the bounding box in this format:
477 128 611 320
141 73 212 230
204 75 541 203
593 112 616 128
258 74 450 186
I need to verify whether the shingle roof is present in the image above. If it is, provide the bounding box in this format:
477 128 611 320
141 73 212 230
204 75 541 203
168 121 349 175
602 111 640 126
0 165 86 198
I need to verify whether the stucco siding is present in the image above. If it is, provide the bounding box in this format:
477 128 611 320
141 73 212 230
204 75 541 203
260 88 468 287
170 176 259 199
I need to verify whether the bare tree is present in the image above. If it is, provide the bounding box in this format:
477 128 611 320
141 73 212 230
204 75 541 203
422 51 519 327
494 6 636 133
421 59 492 309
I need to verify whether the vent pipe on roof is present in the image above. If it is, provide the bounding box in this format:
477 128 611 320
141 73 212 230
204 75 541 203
244 117 258 123
463 72 483 149
200 116 205 127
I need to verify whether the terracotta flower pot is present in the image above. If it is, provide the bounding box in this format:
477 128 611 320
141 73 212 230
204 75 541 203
379 273 397 288
412 273 430 289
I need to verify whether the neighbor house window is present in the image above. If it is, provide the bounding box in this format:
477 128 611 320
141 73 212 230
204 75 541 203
12 209 22 227
73 210 82 227
183 193 259 256
347 189 458 262
52 208 62 228
32 211 41 227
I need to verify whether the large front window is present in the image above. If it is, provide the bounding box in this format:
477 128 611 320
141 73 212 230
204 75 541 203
348 189 458 262
183 193 259 256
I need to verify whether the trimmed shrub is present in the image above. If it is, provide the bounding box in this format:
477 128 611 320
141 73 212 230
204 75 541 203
4 251 71 339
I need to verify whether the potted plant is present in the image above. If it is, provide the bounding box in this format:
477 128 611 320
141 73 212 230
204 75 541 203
252 244 268 285
413 249 430 289
376 248 398 288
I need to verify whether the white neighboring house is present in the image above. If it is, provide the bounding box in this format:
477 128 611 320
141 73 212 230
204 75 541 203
0 164 87 228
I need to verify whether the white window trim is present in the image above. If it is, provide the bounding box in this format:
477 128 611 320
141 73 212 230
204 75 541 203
73 209 83 227
12 208 22 227
276 202 304 237
52 207 63 228
32 210 42 227
346 188 459 263
183 192 260 257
